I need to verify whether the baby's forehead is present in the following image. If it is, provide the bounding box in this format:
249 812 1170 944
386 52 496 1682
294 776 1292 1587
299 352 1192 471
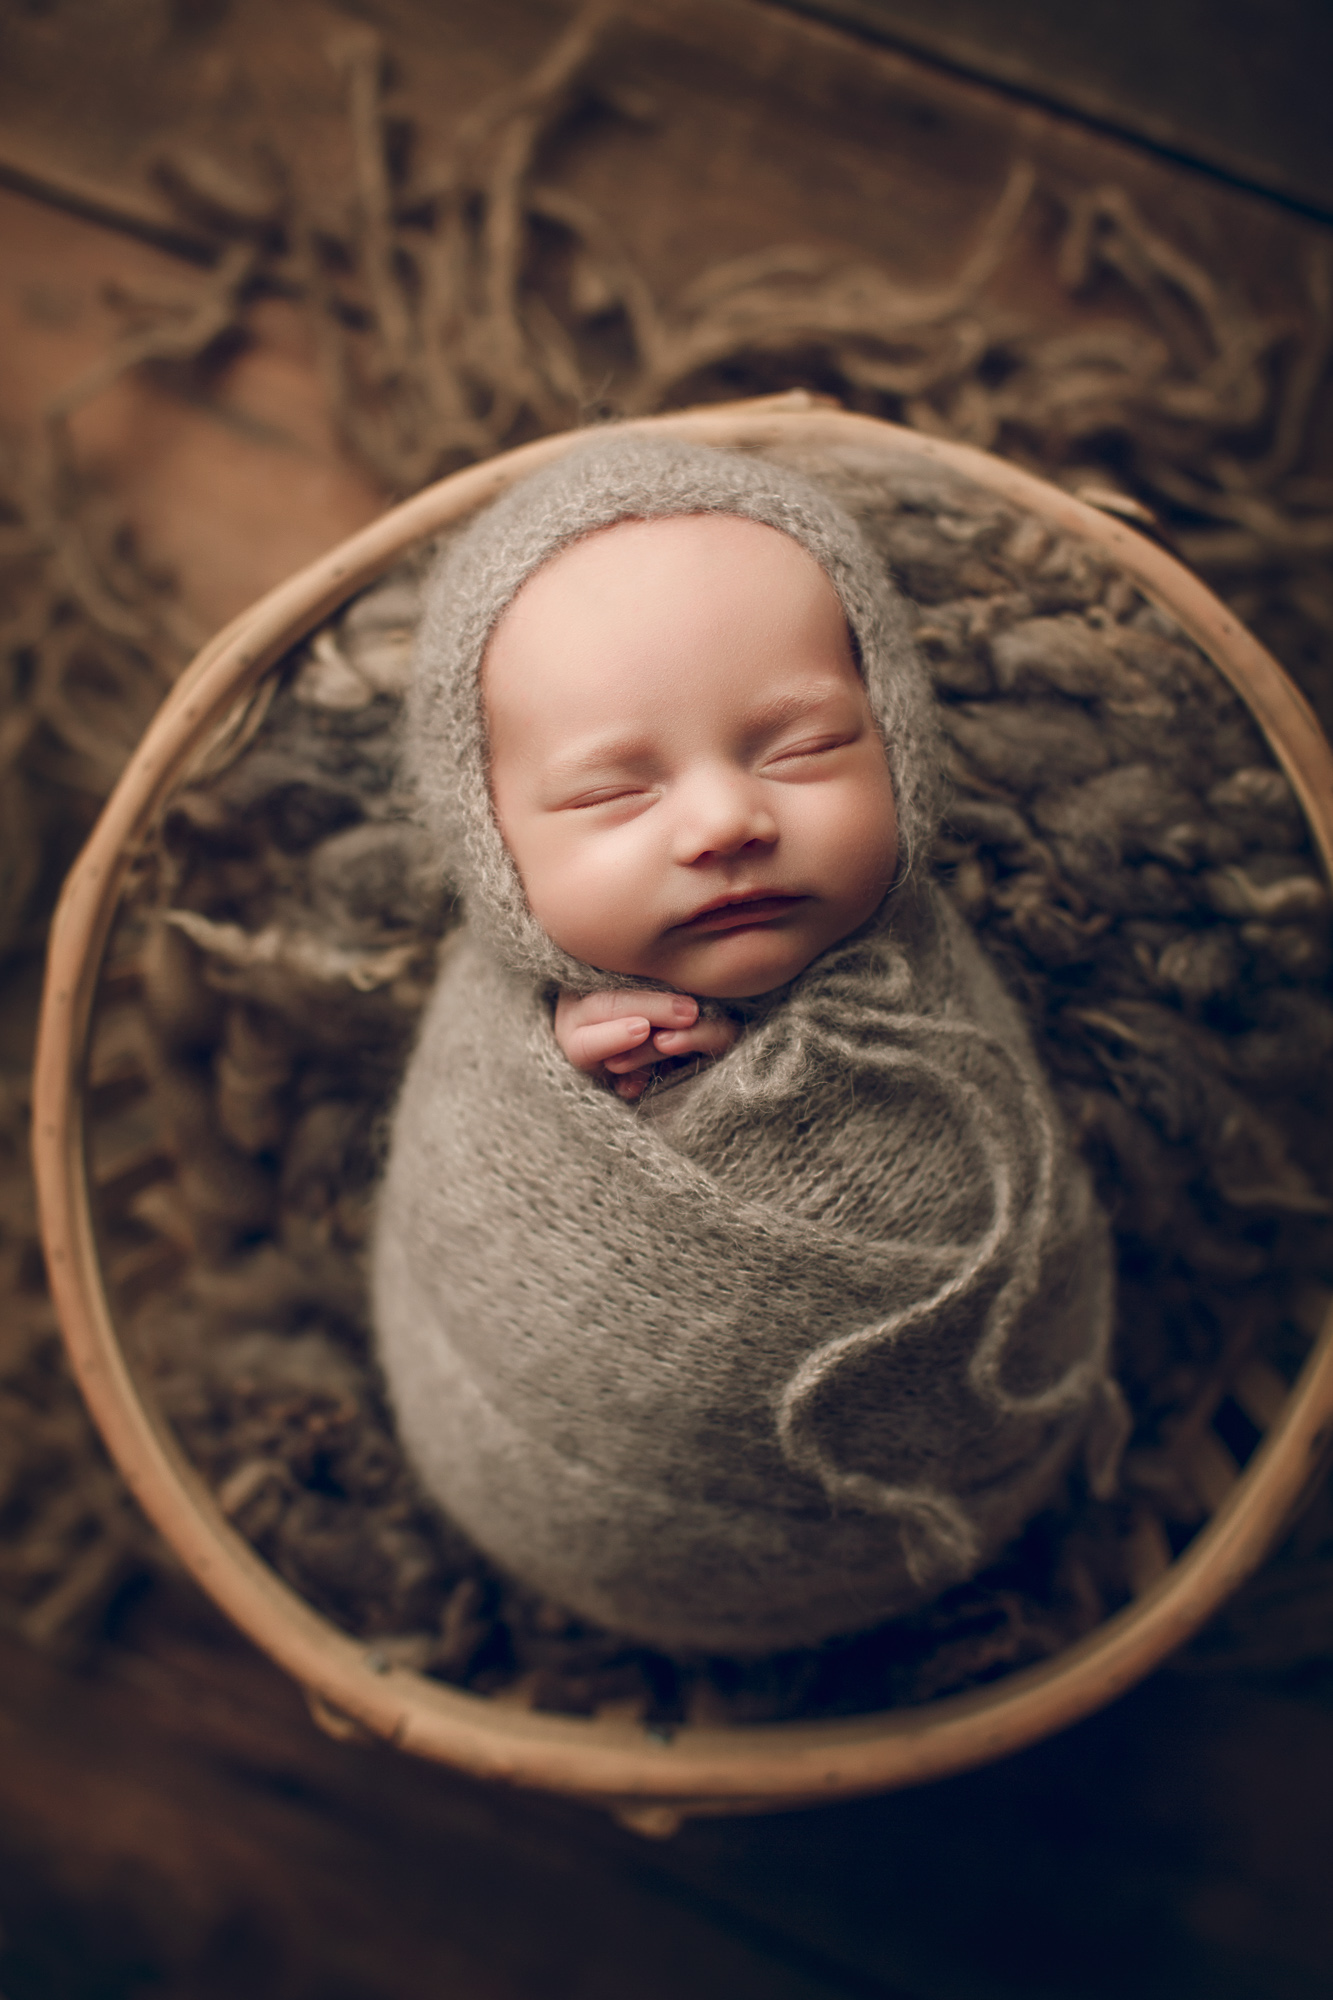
524 507 834 593
481 509 862 768
485 510 847 664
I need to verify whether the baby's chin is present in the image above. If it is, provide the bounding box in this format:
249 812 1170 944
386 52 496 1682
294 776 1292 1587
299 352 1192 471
610 929 829 1000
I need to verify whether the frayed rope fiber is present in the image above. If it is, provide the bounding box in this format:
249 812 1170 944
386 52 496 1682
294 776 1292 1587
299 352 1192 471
373 436 1126 1653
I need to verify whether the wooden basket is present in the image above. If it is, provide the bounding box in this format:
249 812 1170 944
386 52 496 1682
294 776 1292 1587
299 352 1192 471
33 395 1333 1836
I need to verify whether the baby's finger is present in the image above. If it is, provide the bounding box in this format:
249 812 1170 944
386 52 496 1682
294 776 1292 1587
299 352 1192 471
614 1068 654 1100
603 1041 662 1074
605 1014 738 1076
562 989 698 1031
652 1018 738 1059
564 1016 652 1070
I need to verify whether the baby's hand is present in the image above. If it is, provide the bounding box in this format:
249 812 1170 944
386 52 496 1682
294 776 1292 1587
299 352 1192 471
554 990 739 1100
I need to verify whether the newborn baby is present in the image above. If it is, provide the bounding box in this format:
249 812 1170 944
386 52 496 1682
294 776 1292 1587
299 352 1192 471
373 434 1126 1656
487 505 898 1102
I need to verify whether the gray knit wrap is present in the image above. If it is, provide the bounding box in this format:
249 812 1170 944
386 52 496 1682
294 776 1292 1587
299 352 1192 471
405 433 943 990
374 432 1126 1655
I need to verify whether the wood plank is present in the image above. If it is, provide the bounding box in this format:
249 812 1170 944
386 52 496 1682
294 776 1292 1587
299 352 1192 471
0 181 384 633
0 0 1323 303
771 1 1333 219
4 1595 1333 1999
0 1612 895 2000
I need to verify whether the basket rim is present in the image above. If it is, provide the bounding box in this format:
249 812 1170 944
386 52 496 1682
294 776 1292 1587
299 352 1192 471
32 392 1333 1815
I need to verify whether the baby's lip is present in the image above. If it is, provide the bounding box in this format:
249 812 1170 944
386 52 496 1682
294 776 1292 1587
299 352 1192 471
673 890 805 933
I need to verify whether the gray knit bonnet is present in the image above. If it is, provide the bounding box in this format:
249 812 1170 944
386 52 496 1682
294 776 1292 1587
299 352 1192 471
407 432 942 991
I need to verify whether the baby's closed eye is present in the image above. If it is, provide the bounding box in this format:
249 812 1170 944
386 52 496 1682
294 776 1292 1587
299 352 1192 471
760 724 864 775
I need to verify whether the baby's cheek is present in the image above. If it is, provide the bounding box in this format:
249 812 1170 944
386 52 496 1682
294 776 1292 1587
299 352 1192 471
513 832 585 949
796 777 893 900
530 837 655 974
836 771 898 899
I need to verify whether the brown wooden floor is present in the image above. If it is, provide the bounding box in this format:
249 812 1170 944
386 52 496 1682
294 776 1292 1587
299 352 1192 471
2 1578 1333 1999
3 3 1333 1993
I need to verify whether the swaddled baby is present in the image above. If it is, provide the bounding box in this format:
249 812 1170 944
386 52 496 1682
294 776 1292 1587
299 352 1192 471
373 434 1126 1657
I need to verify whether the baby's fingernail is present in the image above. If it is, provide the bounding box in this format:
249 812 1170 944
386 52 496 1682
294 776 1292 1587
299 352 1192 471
625 1017 651 1041
654 1030 682 1050
670 996 696 1020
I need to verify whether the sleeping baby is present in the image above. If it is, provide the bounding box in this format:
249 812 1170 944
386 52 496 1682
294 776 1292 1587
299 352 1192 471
372 434 1127 1657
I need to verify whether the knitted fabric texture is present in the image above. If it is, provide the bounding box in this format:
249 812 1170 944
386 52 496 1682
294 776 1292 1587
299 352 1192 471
374 434 1124 1654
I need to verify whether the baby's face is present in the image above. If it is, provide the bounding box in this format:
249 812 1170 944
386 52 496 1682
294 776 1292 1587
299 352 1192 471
483 513 899 998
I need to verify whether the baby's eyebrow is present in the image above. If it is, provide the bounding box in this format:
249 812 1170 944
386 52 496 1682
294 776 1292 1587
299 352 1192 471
743 682 856 733
541 732 656 782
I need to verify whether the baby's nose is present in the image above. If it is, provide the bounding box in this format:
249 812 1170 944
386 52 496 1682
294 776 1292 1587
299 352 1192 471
671 769 779 864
